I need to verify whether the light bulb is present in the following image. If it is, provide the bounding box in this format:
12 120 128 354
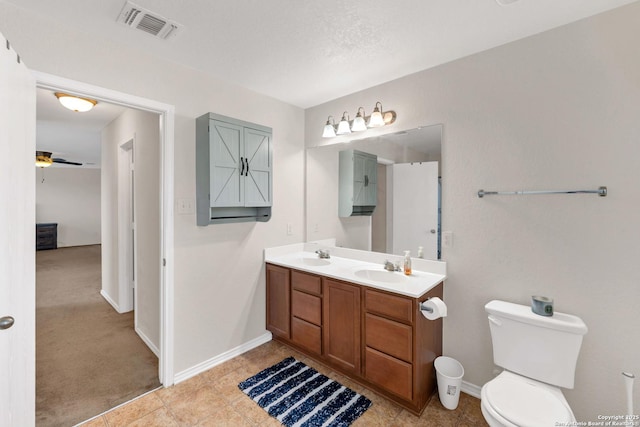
367 102 385 127
336 112 351 135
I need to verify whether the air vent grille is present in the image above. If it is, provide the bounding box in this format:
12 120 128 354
117 1 182 40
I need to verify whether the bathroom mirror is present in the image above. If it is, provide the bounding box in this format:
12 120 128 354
306 124 442 260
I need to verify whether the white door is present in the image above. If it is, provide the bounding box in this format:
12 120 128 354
0 36 36 425
391 162 439 259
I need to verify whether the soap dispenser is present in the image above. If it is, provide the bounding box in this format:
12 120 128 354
403 251 412 275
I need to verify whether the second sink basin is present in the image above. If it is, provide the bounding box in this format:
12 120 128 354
354 269 407 283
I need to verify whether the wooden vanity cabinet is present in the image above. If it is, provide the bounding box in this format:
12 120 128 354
290 271 323 356
323 279 361 375
266 264 290 339
265 263 443 415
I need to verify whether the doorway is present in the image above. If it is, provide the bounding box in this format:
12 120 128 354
34 71 175 418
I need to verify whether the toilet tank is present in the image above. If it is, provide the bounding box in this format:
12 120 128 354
485 300 588 389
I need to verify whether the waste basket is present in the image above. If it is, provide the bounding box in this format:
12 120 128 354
434 356 464 410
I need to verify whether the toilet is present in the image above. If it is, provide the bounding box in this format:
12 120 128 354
481 300 588 427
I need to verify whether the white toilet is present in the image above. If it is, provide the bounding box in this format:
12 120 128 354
481 300 588 427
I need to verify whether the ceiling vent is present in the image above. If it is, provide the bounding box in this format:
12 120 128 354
117 1 182 40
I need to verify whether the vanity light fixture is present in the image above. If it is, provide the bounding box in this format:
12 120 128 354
367 101 385 127
351 107 367 132
322 116 337 138
321 101 396 138
336 112 352 135
55 92 98 112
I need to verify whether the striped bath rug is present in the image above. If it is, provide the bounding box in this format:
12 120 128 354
238 357 372 427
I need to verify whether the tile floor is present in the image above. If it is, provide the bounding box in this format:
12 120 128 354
80 340 488 427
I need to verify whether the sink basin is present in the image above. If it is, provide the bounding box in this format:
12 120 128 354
297 257 331 267
354 269 407 283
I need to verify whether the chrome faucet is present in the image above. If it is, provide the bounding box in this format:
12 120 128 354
316 249 330 259
384 260 401 272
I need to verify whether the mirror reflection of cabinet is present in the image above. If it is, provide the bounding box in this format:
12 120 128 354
339 149 377 217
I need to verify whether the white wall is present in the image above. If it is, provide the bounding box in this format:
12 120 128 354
102 108 160 350
0 1 305 376
305 3 640 420
35 167 101 247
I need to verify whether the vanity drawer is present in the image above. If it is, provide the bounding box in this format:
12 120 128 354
364 289 413 324
292 270 322 295
365 347 412 401
292 317 322 355
292 290 322 326
365 313 412 362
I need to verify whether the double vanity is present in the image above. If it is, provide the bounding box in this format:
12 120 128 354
264 242 446 415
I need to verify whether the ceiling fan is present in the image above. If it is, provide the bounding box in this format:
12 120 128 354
35 151 83 168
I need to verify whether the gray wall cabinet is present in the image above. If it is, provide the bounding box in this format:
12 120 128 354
196 113 272 225
339 149 377 217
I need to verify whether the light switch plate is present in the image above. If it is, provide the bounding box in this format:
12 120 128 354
176 198 195 215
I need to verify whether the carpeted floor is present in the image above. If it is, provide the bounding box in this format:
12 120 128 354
36 245 160 426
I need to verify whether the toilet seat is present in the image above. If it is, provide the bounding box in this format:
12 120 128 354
482 373 574 427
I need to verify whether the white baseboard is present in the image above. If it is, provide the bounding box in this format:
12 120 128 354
461 380 482 399
100 289 120 312
135 327 160 357
174 331 273 384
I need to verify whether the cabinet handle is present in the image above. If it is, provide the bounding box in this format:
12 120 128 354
245 158 249 176
240 157 245 175
364 174 369 187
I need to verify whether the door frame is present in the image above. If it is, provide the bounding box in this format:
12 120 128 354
34 71 175 386
118 138 136 314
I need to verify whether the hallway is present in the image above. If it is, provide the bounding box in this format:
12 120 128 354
36 245 160 426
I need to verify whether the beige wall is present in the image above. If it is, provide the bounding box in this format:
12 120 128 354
0 1 305 375
305 3 640 419
102 108 161 350
36 167 101 247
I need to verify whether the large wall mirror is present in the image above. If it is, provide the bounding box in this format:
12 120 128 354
306 124 442 260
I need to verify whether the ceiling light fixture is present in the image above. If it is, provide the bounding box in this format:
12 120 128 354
35 151 53 168
54 92 98 112
322 101 396 138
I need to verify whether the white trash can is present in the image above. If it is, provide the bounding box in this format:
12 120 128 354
434 356 464 410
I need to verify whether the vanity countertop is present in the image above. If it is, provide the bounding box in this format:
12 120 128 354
265 242 446 299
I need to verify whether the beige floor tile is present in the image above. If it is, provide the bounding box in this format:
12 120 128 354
81 341 488 427
230 396 274 425
164 383 227 426
195 405 253 427
391 409 432 426
360 390 404 424
78 415 107 427
156 375 207 406
127 407 179 427
199 357 245 383
215 366 258 402
104 392 165 427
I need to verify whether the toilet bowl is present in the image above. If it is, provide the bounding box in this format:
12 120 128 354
480 371 575 427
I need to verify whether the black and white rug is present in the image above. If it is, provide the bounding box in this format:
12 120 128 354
238 357 372 427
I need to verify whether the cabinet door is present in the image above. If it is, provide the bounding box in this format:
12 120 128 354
323 279 361 374
266 264 290 339
209 120 243 207
243 128 272 207
353 152 377 207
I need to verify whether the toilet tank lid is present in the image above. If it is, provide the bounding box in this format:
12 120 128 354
485 300 588 335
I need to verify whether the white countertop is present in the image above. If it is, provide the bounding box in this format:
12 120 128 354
264 242 446 299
